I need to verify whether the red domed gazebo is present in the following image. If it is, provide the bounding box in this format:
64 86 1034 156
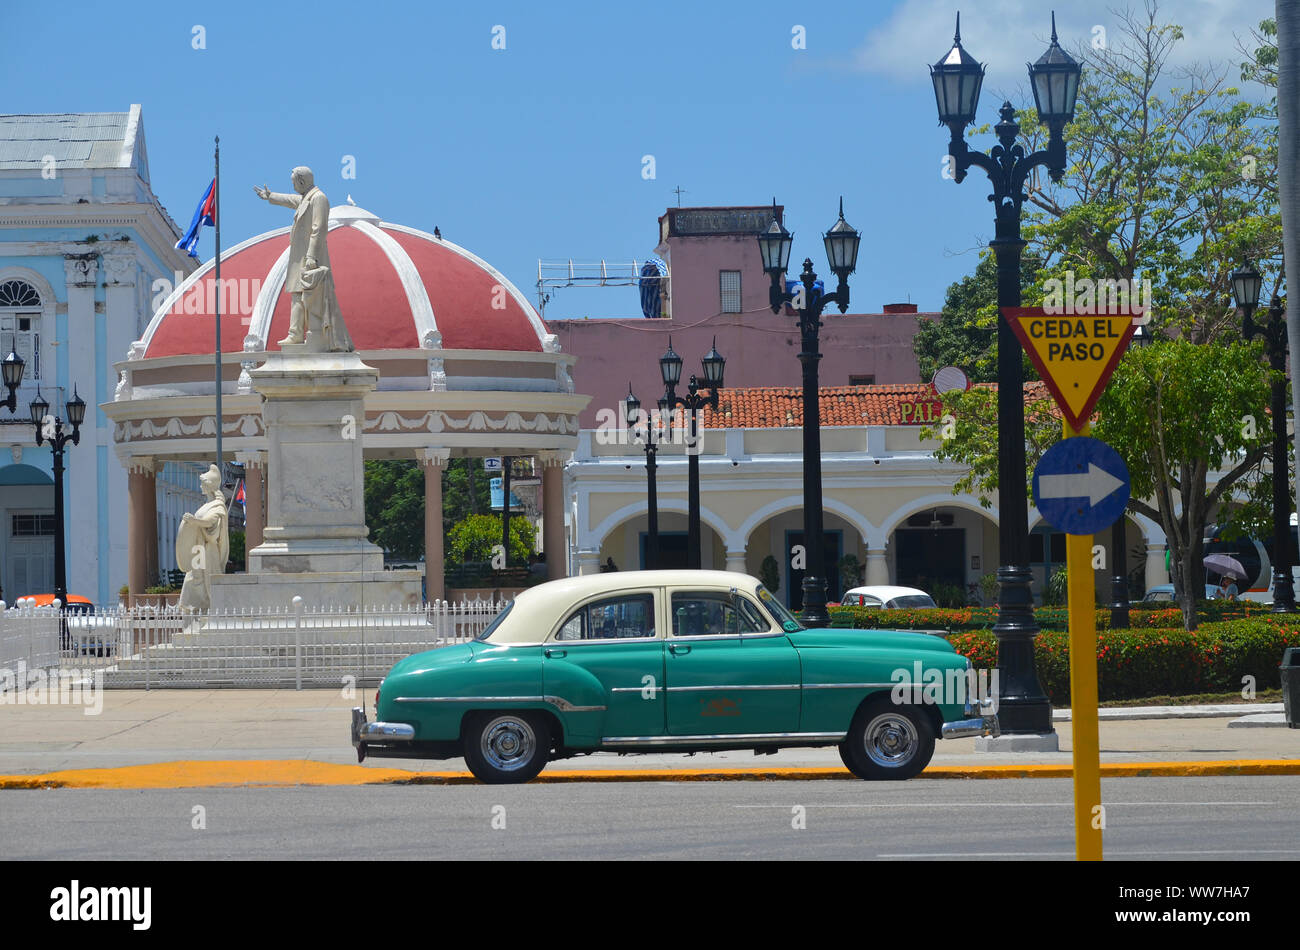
103 204 589 600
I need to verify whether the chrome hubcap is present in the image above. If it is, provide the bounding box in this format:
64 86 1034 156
863 713 918 767
481 717 536 771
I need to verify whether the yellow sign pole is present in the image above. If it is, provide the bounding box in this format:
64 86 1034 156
1064 419 1103 861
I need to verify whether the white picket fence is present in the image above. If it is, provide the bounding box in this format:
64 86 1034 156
0 597 508 690
0 603 61 684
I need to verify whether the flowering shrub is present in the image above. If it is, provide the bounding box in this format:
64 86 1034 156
945 620 1300 704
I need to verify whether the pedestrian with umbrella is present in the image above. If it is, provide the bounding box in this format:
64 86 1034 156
1203 553 1248 600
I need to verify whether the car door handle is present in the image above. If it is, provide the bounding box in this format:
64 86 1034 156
668 643 691 655
544 648 566 658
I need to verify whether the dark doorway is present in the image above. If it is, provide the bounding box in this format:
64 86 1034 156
894 528 964 593
784 530 844 610
641 531 689 570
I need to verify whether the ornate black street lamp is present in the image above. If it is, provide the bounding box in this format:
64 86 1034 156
1 340 25 412
30 385 85 609
931 12 1081 733
757 199 861 625
625 385 669 569
1231 264 1296 612
658 337 725 570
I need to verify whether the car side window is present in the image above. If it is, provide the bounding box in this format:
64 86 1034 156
863 596 882 608
671 592 768 636
554 593 655 641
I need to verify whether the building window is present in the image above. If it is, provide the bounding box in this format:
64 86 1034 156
719 270 741 313
12 514 56 537
849 374 875 386
0 279 41 379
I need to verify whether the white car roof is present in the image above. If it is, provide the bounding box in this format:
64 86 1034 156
843 586 932 601
487 570 771 644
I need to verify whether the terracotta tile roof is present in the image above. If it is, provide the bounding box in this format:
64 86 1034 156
698 381 1057 428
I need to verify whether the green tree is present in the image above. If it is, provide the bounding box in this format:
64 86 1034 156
1020 1 1280 341
442 457 494 532
364 459 425 560
447 513 535 566
1093 340 1272 630
922 2 1281 629
913 253 1039 383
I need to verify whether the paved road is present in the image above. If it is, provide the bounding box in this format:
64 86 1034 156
3 776 1297 860
1 689 1295 774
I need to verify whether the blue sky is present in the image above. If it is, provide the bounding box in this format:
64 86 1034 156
5 0 1274 318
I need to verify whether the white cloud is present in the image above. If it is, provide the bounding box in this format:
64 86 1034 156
857 0 1275 95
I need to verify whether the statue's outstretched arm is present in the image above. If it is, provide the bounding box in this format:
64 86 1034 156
254 184 302 209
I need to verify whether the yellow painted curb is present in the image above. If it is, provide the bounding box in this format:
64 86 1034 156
0 758 1297 789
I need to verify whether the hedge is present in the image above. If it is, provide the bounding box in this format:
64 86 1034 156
828 600 1276 634
945 619 1300 705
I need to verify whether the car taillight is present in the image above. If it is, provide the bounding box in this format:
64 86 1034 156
375 689 381 708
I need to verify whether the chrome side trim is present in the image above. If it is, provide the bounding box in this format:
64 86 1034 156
396 695 541 703
803 682 895 690
601 731 846 747
665 683 801 692
664 632 787 643
609 684 799 693
543 695 607 713
395 695 605 713
549 636 663 646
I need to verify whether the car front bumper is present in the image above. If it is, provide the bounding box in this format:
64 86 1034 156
940 715 1000 739
351 706 415 762
941 695 1000 739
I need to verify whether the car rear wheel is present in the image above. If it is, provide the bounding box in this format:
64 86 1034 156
840 702 934 781
463 712 550 784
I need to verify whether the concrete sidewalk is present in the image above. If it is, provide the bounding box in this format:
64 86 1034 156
0 689 1295 781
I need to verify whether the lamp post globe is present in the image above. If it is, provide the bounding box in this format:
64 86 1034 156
930 13 986 130
1028 13 1082 130
0 343 24 412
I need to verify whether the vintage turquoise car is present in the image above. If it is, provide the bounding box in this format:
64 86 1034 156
351 570 998 783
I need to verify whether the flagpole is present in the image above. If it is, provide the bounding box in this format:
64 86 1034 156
214 135 223 479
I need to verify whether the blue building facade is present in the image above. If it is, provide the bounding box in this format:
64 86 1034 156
0 107 198 603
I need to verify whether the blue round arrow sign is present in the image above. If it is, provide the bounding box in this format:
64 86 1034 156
1032 437 1130 535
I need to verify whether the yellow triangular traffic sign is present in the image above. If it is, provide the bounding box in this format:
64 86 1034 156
1004 308 1137 428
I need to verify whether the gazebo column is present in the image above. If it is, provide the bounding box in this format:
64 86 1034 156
236 451 267 554
126 457 158 595
420 448 450 601
540 451 568 581
725 548 747 573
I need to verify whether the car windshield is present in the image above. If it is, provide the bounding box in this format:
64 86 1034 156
475 602 515 641
756 584 804 632
886 595 935 609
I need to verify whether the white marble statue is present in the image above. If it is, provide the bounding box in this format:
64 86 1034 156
177 464 229 611
253 167 355 352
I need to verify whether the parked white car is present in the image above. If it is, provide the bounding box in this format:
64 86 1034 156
840 586 937 609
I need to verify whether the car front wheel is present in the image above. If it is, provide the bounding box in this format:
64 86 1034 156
463 711 550 784
840 702 934 781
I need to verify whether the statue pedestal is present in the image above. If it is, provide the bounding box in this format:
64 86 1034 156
211 346 422 610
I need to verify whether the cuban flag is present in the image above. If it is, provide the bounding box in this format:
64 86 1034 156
233 479 245 507
175 179 216 258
